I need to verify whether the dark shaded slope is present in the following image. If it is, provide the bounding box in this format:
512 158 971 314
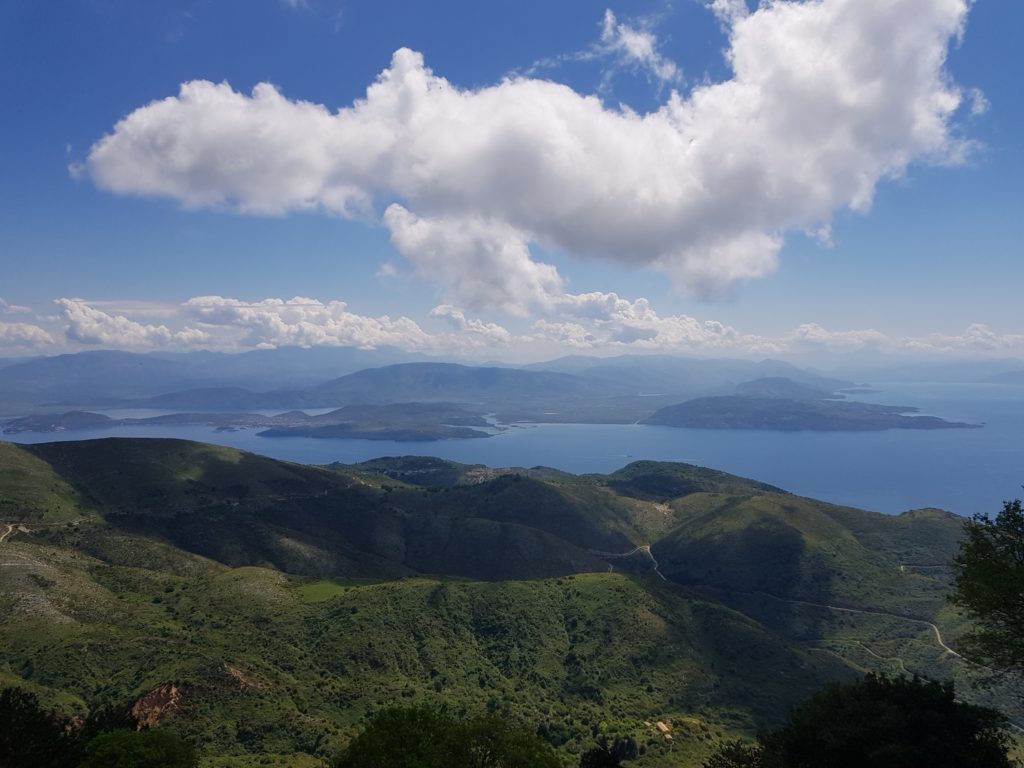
24 438 406 577
13 440 621 581
601 460 785 502
418 474 642 552
651 491 964 618
347 456 510 487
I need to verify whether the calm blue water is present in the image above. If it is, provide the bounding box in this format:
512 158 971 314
3 382 1022 516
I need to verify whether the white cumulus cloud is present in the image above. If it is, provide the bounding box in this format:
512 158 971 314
537 291 769 352
183 296 435 350
429 304 515 346
0 322 55 349
901 324 1024 354
785 322 889 351
57 298 209 348
1 295 1019 361
531 320 599 350
81 0 974 304
384 205 563 314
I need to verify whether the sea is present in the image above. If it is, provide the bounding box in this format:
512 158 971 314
4 382 1022 517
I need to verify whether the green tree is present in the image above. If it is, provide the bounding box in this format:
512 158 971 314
580 746 622 768
704 741 763 768
451 714 561 768
79 728 198 768
704 674 1013 768
332 707 561 768
0 687 74 768
332 707 455 768
69 702 139 763
950 499 1024 669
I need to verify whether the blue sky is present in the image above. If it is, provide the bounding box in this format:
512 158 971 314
1 0 1021 361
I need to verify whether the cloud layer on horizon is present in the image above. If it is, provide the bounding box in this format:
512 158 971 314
79 0 974 310
1 296 1021 363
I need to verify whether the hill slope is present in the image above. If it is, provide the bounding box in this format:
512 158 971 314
0 438 1019 766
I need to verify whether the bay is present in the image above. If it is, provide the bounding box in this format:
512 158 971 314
3 382 1021 516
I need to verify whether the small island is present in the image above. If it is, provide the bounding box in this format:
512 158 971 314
643 396 979 431
2 402 494 441
1 377 980 436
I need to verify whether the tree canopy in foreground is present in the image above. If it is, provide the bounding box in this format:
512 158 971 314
951 499 1024 670
331 706 562 768
704 674 1013 768
78 728 198 768
0 686 195 768
0 687 74 768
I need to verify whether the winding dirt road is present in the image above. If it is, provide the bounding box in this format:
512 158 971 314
588 545 1024 732
755 592 964 659
900 563 952 573
590 544 667 581
852 641 910 675
594 544 962 658
0 524 14 544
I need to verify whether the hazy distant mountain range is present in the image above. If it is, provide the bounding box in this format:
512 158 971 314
984 369 1024 385
833 358 1024 384
0 350 986 434
0 347 428 404
0 349 852 407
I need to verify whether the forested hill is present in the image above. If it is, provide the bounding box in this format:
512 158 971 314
0 438 1017 767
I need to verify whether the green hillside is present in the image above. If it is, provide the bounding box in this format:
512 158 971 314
0 442 88 523
0 438 1019 767
653 492 962 611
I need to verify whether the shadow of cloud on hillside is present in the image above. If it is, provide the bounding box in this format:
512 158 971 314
654 518 836 643
89 449 610 582
89 448 402 578
656 519 808 593
434 474 636 553
607 473 704 502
